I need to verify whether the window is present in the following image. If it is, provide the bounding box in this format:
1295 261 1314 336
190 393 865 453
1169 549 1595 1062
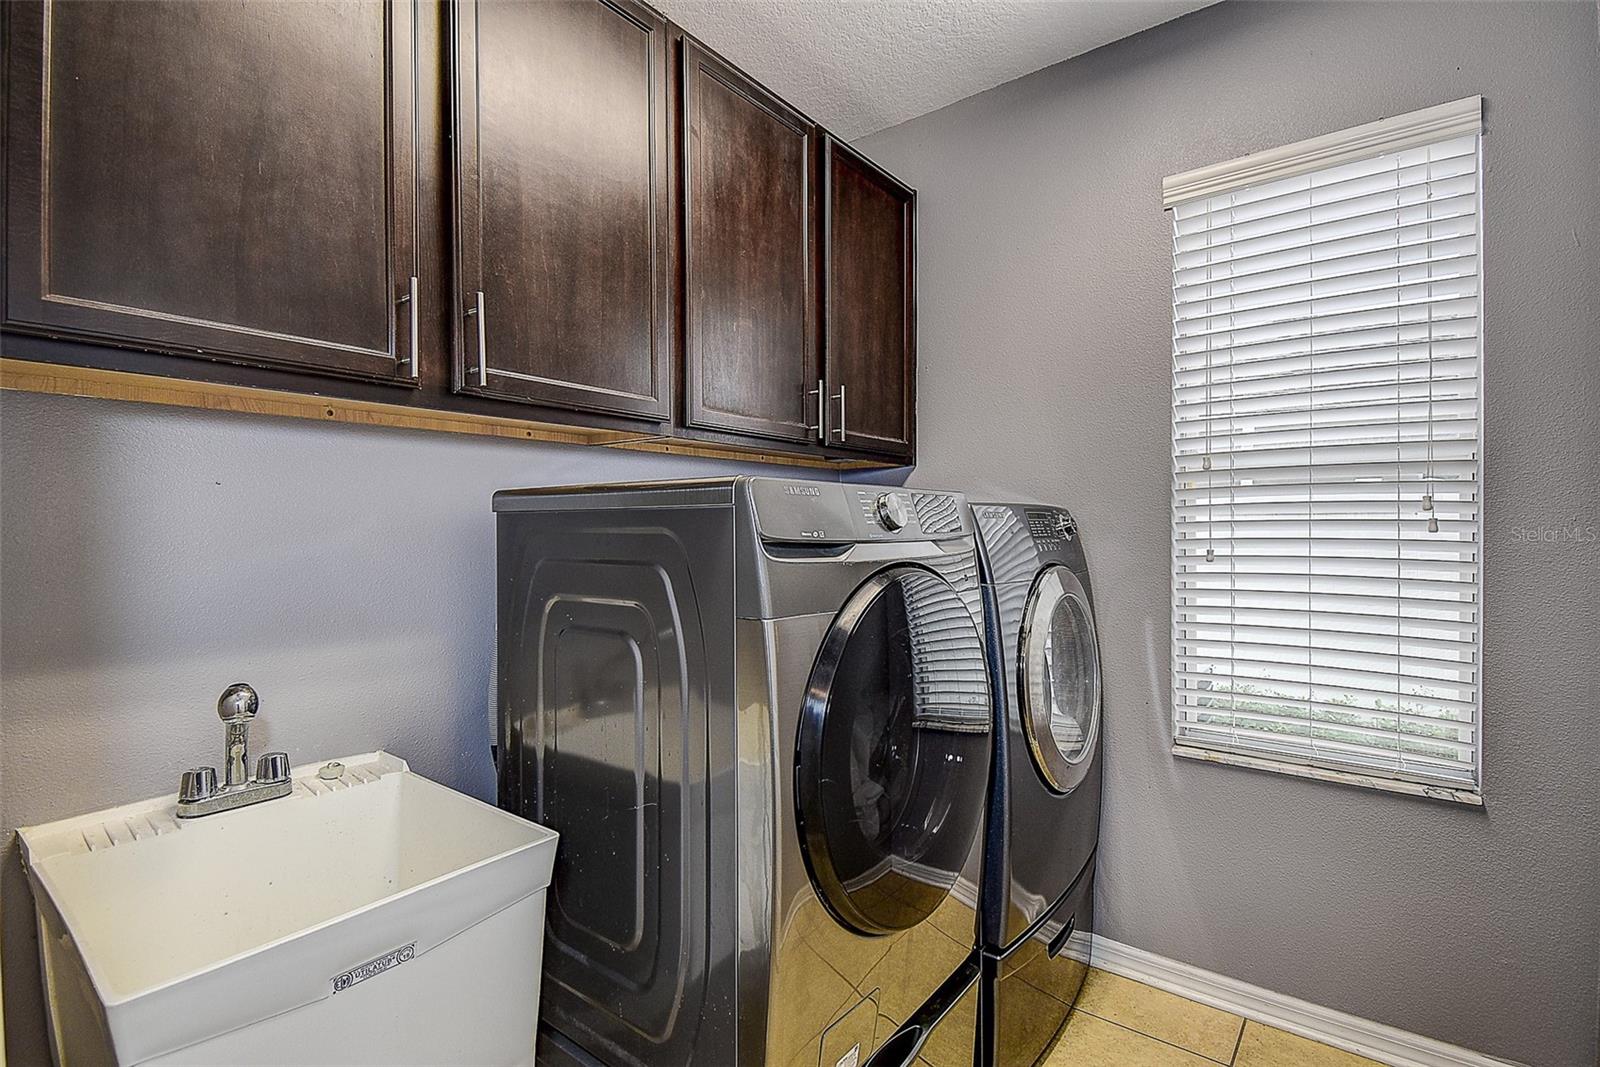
1164 98 1484 800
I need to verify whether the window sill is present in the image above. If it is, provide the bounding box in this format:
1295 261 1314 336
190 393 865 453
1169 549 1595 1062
1172 745 1484 807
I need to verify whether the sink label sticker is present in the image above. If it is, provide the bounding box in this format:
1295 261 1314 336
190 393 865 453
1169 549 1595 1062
332 942 416 994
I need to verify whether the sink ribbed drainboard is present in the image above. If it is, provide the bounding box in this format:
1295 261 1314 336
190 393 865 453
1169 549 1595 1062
298 764 384 795
78 764 385 852
80 813 180 852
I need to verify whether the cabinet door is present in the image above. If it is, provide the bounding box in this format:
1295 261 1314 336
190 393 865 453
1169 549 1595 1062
2 1 418 383
451 0 670 421
681 41 820 445
823 136 915 459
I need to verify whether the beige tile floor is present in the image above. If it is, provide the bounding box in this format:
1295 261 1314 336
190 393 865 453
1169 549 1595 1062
1043 970 1388 1067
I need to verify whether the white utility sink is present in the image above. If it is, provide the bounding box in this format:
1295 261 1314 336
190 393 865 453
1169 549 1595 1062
19 752 558 1067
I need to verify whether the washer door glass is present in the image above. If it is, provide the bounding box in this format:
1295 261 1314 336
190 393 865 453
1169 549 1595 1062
796 566 992 936
1019 564 1101 794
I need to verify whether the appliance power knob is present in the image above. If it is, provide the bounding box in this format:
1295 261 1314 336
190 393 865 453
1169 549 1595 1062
875 493 909 531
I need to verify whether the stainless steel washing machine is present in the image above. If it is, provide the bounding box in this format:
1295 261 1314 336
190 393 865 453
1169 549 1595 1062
972 503 1103 1066
494 478 992 1066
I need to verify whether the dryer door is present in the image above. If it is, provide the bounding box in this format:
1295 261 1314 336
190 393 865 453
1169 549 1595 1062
795 565 991 936
1018 564 1101 794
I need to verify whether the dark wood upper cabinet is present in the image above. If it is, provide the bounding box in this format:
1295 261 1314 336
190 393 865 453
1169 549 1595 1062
450 0 670 421
2 3 917 466
679 39 821 445
2 1 419 383
822 136 916 459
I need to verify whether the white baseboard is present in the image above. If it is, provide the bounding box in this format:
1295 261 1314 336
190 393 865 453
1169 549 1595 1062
1068 933 1526 1067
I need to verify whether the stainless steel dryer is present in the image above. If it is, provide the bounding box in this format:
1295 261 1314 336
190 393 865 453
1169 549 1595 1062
494 478 992 1067
971 504 1103 1066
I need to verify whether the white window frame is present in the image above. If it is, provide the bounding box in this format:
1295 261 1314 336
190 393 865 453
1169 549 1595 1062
1164 97 1486 804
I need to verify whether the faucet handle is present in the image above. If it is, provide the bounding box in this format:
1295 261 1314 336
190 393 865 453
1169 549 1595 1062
217 683 259 723
179 766 218 803
255 752 290 785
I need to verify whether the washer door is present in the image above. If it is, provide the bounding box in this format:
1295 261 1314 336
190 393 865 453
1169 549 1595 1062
796 566 991 936
1018 564 1101 794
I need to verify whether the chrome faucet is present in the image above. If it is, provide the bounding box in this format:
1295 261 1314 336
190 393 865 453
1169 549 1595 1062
176 683 293 818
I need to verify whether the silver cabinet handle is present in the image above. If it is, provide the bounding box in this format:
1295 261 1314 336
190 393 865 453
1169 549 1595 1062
398 278 422 382
466 290 487 386
807 378 824 442
402 275 420 381
832 383 846 440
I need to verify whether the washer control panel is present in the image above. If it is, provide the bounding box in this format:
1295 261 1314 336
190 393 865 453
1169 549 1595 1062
748 481 971 543
742 483 966 543
854 489 970 538
852 489 917 536
1026 507 1078 552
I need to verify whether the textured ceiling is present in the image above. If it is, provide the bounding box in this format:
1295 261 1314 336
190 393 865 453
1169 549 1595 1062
658 0 1217 139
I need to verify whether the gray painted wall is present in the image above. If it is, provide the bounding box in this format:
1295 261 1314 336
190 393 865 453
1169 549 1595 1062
0 393 825 1061
857 3 1599 1065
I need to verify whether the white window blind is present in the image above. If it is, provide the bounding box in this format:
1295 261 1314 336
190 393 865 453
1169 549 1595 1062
1166 99 1484 794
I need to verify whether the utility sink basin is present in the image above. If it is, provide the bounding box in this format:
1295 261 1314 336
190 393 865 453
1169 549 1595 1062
19 752 557 1066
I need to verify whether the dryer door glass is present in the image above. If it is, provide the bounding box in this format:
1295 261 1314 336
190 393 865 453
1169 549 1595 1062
796 566 991 936
1019 564 1101 794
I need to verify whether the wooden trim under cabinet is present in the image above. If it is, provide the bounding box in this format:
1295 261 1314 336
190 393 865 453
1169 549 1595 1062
0 357 890 470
